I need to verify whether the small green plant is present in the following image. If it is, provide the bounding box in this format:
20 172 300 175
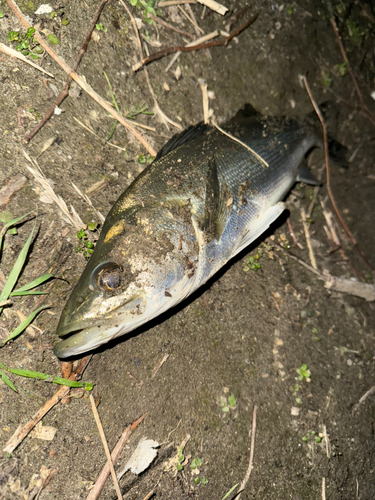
219 392 237 413
129 0 158 24
345 20 364 45
138 154 147 164
296 363 311 381
322 70 332 88
127 103 154 120
95 23 107 32
334 62 348 77
0 10 4 18
221 484 239 500
7 27 43 59
176 446 184 471
191 457 202 470
302 430 322 444
74 225 98 258
243 252 261 272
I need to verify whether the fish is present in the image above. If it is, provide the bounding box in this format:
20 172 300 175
53 105 322 358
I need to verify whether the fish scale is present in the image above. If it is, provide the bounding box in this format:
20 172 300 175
53 106 322 358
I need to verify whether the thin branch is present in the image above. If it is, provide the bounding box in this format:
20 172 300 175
302 74 374 271
3 356 92 453
134 13 259 70
89 395 123 500
24 0 108 143
7 0 156 155
330 16 375 127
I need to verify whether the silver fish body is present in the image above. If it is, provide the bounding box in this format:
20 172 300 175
54 106 322 358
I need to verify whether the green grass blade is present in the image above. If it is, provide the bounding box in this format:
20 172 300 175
5 366 93 390
0 210 35 251
9 291 47 297
11 273 53 294
0 304 49 347
0 225 35 314
221 484 239 500
0 369 17 392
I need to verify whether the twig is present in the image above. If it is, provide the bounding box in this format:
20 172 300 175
24 0 108 143
300 207 317 270
134 13 259 69
199 79 209 124
235 405 257 499
7 0 156 155
86 415 145 500
322 425 330 459
330 16 375 127
141 492 154 500
120 0 182 131
302 74 374 271
0 42 54 77
89 394 123 500
149 15 195 39
3 355 92 453
322 477 326 500
211 118 268 167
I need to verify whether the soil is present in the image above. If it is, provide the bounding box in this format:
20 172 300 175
0 1 374 499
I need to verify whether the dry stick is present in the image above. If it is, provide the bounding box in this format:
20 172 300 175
86 414 145 500
302 74 374 272
141 491 154 500
149 14 195 39
159 0 196 6
25 0 108 143
287 218 304 249
178 5 204 34
0 42 54 77
89 395 123 500
134 13 259 69
322 477 326 500
300 207 317 270
330 16 375 127
236 405 258 499
120 0 182 131
7 0 156 156
3 355 92 454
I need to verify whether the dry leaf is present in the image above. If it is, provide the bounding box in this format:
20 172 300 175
31 421 57 441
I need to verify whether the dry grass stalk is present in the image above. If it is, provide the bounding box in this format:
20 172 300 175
86 415 145 500
178 5 204 34
71 183 105 223
89 394 123 500
211 118 269 167
300 207 317 270
159 0 197 6
0 42 54 77
236 405 258 499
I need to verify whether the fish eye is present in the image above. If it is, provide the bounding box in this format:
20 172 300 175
93 263 123 292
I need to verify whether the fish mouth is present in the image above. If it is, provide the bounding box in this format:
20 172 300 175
53 323 125 359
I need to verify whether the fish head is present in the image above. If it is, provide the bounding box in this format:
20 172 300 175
54 212 193 359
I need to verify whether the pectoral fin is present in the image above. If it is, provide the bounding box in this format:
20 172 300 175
203 157 231 242
297 162 321 186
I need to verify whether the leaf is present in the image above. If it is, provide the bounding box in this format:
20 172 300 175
0 304 49 347
10 273 53 294
0 369 17 392
0 225 36 314
0 210 35 253
117 438 159 479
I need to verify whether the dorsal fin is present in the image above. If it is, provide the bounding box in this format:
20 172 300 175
154 122 209 162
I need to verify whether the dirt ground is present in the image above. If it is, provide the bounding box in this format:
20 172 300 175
0 0 374 499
